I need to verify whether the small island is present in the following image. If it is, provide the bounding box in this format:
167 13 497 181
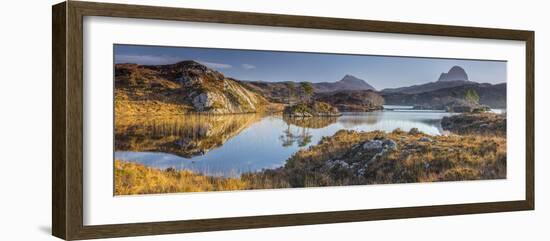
283 102 342 117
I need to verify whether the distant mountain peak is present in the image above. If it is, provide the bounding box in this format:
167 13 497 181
341 74 363 83
312 75 375 93
438 66 469 82
339 75 376 90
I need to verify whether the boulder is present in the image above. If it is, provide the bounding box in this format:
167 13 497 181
325 159 350 169
382 139 398 151
192 92 213 111
409 128 421 135
361 138 398 154
362 139 383 152
418 137 433 142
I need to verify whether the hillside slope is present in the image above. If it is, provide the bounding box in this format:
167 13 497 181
382 82 506 109
242 74 376 104
381 80 476 94
115 61 269 115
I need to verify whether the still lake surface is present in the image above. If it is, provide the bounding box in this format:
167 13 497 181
115 106 471 177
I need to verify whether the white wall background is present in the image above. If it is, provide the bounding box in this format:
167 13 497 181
0 0 547 240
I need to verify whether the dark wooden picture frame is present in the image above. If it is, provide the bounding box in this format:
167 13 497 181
52 1 534 240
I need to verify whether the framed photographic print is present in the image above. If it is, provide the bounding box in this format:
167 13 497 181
52 1 534 240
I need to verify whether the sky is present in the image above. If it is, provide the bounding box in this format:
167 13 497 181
114 44 507 90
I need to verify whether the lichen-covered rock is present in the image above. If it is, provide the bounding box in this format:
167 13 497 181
418 137 433 142
325 159 350 169
189 82 263 114
358 138 398 163
408 128 421 135
362 139 383 151
382 139 397 151
192 92 214 112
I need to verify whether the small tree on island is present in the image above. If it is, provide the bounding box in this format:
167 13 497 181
464 89 480 104
286 81 296 105
300 82 314 103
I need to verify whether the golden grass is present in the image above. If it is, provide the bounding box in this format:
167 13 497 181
115 160 248 195
115 90 192 116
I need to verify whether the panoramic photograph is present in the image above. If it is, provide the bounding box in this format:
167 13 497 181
113 44 507 195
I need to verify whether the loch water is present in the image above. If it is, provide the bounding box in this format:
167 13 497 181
115 106 456 177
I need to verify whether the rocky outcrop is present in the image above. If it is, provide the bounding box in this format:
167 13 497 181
442 113 506 136
187 79 266 114
115 61 268 115
446 101 490 113
242 129 506 188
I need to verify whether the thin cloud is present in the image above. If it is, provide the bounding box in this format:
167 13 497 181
242 64 256 70
198 60 233 69
114 54 182 65
114 55 233 70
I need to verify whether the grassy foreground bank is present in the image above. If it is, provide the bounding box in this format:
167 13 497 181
115 160 248 195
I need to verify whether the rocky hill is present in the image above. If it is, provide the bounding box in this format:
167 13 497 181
241 81 295 103
115 61 269 115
